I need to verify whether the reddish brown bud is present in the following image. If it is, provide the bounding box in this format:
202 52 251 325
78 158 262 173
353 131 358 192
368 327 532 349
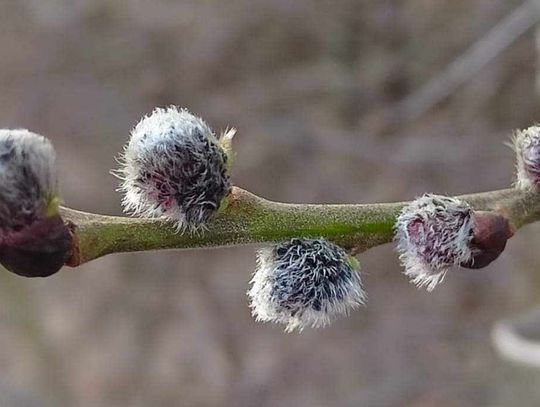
461 211 513 269
0 215 72 277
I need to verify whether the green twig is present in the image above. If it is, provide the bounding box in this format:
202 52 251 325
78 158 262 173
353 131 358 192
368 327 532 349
62 186 540 267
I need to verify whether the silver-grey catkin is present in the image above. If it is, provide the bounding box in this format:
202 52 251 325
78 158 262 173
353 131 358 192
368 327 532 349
394 194 475 291
512 126 540 190
0 129 58 230
115 106 232 231
248 238 366 332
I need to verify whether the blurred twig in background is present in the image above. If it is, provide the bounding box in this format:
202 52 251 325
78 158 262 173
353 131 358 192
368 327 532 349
395 0 540 123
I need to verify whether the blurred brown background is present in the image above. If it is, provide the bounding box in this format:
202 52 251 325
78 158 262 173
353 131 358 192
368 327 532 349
1 0 540 406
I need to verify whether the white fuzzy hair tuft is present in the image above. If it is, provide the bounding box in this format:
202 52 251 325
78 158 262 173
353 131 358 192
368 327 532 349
512 126 540 190
247 238 366 332
114 106 231 232
394 194 475 291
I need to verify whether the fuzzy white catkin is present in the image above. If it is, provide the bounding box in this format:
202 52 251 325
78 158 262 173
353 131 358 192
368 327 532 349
513 126 540 190
115 106 231 232
0 129 57 230
394 194 475 291
248 238 366 332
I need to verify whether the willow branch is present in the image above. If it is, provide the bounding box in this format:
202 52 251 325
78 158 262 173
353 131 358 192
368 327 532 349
61 186 540 267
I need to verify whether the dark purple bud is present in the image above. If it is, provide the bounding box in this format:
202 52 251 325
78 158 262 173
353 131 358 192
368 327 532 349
0 215 72 277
